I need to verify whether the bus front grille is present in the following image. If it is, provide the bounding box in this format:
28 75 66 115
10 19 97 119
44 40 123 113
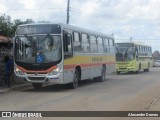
28 77 45 81
119 68 127 70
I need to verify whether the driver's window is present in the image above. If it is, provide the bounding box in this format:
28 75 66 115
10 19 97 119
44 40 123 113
67 34 72 53
63 30 72 53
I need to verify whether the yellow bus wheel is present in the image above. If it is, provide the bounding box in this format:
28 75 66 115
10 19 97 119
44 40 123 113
117 71 120 74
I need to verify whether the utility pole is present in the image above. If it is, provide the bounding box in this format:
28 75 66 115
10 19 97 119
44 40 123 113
66 0 70 24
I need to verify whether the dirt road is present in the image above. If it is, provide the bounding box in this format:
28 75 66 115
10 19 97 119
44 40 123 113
1 68 160 120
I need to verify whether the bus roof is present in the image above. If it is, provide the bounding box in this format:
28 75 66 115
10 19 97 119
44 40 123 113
17 23 114 39
115 41 151 47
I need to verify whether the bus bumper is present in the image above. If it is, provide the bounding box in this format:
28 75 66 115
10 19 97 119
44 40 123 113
15 72 64 84
116 67 135 72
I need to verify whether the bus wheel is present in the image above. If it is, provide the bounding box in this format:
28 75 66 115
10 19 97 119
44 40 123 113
117 71 120 74
136 64 141 74
146 68 149 72
32 83 42 90
135 70 139 74
97 66 106 82
144 68 149 72
68 69 80 89
145 63 150 72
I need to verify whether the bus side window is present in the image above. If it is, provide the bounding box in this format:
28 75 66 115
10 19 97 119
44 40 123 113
81 33 90 53
73 32 81 52
63 31 73 57
135 46 138 59
90 35 97 52
109 39 114 53
97 37 104 53
103 38 109 53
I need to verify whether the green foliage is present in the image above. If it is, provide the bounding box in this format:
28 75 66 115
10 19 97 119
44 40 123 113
0 14 34 37
153 51 160 60
11 18 34 37
0 14 12 36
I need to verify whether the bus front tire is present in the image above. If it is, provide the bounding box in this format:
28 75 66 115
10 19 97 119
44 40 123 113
135 70 139 74
67 69 80 89
32 83 42 90
144 63 150 72
117 71 120 74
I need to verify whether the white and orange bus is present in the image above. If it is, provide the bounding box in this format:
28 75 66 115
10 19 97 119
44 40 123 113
14 23 115 89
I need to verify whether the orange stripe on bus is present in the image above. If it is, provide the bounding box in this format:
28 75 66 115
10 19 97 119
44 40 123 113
16 65 57 73
16 62 115 72
64 62 115 70
64 65 75 70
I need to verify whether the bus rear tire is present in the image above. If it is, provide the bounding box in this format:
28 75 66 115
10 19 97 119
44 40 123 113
32 83 42 90
135 70 139 74
144 63 150 72
144 68 149 72
96 66 106 82
136 64 141 74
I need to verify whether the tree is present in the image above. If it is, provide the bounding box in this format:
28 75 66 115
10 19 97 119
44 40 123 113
153 50 160 60
0 14 34 37
0 14 12 36
38 21 50 23
10 18 34 37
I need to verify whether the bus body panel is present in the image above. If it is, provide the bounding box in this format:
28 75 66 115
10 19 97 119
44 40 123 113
63 54 116 83
14 23 116 88
115 42 152 73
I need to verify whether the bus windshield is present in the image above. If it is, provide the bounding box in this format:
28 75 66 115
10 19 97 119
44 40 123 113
15 35 61 64
116 47 135 61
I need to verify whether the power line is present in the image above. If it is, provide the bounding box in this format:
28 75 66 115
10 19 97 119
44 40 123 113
0 8 65 11
71 8 113 19
0 7 158 22
116 38 160 40
71 8 157 22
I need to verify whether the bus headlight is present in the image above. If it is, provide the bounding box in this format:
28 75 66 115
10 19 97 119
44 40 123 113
15 67 25 75
48 66 62 75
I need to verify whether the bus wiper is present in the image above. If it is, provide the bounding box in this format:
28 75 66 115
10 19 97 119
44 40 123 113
116 47 120 53
40 34 52 45
24 34 32 44
124 47 130 57
43 34 50 41
46 34 54 48
125 47 130 53
24 34 31 40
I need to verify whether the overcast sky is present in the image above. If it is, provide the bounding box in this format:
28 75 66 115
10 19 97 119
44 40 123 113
0 0 160 52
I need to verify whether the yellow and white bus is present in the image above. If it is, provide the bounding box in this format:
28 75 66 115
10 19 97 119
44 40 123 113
115 42 152 74
14 23 115 89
